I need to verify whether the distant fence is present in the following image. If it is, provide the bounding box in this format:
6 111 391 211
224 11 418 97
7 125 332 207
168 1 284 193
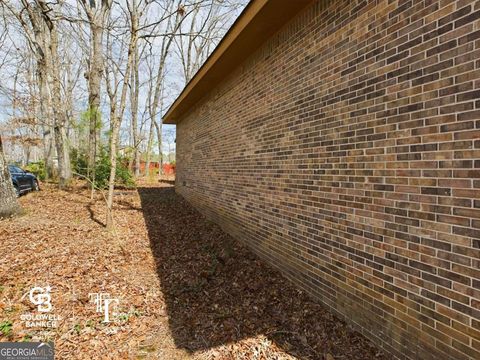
162 163 176 175
133 161 175 175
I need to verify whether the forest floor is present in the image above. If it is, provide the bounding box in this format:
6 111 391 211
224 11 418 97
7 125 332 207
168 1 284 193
0 178 390 360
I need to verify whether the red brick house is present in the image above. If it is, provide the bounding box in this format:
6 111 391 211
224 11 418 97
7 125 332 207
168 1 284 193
164 1 480 359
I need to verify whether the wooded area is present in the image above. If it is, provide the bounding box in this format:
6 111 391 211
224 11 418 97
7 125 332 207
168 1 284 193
0 0 246 224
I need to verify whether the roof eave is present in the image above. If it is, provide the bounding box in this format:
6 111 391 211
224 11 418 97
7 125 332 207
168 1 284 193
163 0 314 125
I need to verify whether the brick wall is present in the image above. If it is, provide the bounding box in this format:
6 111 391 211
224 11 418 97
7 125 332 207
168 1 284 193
175 1 480 358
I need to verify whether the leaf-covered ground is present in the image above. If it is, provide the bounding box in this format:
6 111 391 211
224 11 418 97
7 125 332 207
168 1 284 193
0 179 390 359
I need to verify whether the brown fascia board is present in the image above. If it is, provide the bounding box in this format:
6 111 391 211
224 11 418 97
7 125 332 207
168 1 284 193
163 0 314 124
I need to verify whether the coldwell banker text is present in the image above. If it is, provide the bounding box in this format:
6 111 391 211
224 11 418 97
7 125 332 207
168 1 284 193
19 313 61 328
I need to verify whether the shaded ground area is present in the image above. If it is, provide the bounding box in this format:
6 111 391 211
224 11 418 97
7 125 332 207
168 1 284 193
139 184 388 360
0 180 389 359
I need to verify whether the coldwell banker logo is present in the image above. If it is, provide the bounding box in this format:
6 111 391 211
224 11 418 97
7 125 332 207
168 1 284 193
20 286 61 329
0 342 54 360
28 287 51 312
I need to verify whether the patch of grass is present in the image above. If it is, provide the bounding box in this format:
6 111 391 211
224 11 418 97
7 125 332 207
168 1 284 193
137 345 157 359
117 314 129 322
85 319 96 329
130 307 143 318
21 334 33 342
0 320 13 337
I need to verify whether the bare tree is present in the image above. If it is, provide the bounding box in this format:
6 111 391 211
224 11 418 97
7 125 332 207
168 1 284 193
1 1 55 177
1 48 43 166
78 0 112 193
174 0 243 84
129 17 150 178
0 23 21 217
104 0 141 229
2 0 72 187
143 0 243 176
144 0 184 175
36 0 72 187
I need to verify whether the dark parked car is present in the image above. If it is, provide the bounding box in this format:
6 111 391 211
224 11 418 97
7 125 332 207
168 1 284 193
8 165 40 196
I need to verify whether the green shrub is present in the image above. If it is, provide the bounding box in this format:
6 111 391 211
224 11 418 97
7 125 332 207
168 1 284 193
71 148 89 177
70 147 135 189
113 159 136 188
93 149 135 189
24 161 46 181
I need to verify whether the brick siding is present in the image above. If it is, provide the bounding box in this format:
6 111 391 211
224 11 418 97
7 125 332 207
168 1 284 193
175 1 480 358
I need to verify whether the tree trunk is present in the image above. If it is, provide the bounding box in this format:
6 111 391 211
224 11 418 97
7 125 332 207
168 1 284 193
106 3 137 229
106 117 119 230
130 35 140 178
42 129 54 178
0 136 21 218
48 22 71 188
144 119 154 177
134 143 141 177
154 120 163 175
148 13 181 179
37 66 55 179
53 124 71 187
87 24 104 193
